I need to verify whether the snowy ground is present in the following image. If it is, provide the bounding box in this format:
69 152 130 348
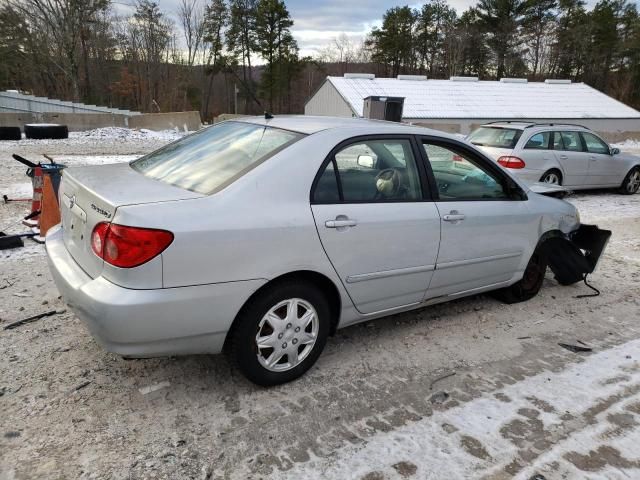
1 130 639 480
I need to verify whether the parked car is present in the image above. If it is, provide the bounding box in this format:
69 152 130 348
46 116 609 386
467 122 640 194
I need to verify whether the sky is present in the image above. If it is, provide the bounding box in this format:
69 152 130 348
115 0 479 57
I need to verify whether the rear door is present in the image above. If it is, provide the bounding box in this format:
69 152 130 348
554 131 588 187
311 136 441 314
418 138 538 299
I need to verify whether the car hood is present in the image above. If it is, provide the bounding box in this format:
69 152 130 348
527 182 569 197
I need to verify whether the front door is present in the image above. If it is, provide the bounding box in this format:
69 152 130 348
419 139 539 299
311 137 441 314
580 132 621 186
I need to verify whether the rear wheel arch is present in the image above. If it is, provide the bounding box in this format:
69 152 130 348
224 270 342 351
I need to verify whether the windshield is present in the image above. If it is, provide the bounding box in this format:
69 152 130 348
131 122 303 195
468 127 522 148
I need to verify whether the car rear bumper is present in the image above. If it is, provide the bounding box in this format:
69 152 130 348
45 225 266 357
509 168 544 184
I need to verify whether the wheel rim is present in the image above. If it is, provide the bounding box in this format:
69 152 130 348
255 298 319 372
627 170 640 193
542 172 560 185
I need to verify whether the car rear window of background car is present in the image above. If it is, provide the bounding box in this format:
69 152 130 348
468 127 522 149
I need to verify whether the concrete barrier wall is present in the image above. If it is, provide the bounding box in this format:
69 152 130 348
128 111 201 132
0 111 202 132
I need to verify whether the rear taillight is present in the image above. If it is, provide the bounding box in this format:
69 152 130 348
497 156 526 169
91 222 173 268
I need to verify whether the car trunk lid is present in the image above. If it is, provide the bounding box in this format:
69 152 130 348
59 163 201 278
475 146 514 162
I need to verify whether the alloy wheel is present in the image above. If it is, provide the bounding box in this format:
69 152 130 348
255 298 319 372
542 172 560 185
627 170 640 193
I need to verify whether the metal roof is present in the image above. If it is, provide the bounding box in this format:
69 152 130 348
324 76 640 119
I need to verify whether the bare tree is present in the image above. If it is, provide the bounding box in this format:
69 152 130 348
178 0 205 66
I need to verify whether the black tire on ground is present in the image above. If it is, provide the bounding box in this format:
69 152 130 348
24 124 69 140
229 280 331 386
0 126 21 141
539 169 562 185
618 166 640 195
492 249 548 304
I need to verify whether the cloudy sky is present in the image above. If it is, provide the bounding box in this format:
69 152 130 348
117 0 481 57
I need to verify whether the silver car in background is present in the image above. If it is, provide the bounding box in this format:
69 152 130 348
468 122 640 194
46 116 609 385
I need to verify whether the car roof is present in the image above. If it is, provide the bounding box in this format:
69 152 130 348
231 114 441 136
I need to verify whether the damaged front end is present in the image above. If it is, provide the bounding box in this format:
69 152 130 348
542 224 612 286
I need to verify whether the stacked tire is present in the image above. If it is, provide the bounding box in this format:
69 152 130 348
24 124 68 140
0 126 21 141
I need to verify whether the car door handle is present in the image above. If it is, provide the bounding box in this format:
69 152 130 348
325 218 357 228
559 154 568 160
443 212 466 222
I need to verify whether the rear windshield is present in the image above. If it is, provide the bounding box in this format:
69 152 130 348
131 122 303 195
468 127 522 149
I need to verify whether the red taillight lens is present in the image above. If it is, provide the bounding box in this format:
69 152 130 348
497 156 526 169
452 154 464 162
91 222 173 268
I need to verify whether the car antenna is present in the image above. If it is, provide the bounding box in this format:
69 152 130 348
264 111 274 120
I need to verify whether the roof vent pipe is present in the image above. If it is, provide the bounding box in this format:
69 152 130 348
450 76 479 82
397 75 427 81
500 78 527 83
344 73 375 80
545 79 572 84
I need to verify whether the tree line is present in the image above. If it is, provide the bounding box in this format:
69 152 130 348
362 0 640 107
1 0 640 119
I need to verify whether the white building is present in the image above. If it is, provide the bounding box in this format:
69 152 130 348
304 74 640 141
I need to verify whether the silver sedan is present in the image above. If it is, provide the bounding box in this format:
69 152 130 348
46 116 609 385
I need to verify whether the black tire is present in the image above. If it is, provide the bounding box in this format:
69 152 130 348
618 166 640 195
0 126 21 140
24 124 69 140
492 249 548 304
229 280 330 386
539 169 562 186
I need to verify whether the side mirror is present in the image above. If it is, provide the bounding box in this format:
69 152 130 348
357 154 375 168
610 147 620 155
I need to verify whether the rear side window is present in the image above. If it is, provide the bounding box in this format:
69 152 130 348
131 122 303 194
581 132 610 155
312 139 423 203
468 127 522 148
524 132 551 150
559 131 583 152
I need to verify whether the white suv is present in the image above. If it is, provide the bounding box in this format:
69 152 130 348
467 122 640 194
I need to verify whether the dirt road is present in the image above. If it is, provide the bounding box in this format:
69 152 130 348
1 133 639 479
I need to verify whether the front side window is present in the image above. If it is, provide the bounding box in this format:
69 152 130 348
422 142 508 200
131 122 303 195
581 132 610 155
312 139 422 203
559 131 583 152
524 132 551 150
468 127 522 148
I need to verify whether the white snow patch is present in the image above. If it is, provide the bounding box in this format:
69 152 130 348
279 339 640 480
2 182 32 199
70 127 187 141
51 154 140 167
566 191 640 222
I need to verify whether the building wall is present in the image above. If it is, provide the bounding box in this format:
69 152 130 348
304 81 355 117
407 118 640 142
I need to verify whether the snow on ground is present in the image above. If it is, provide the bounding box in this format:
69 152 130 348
281 338 640 480
567 191 640 222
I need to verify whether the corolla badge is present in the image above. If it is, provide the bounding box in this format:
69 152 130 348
91 203 112 219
